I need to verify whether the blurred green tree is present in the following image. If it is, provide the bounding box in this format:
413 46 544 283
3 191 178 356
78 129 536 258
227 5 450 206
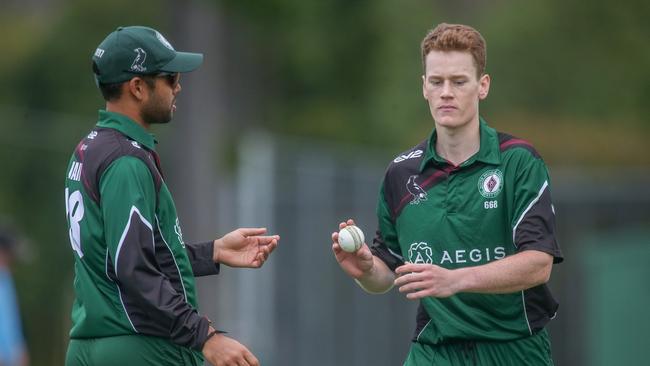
219 0 649 165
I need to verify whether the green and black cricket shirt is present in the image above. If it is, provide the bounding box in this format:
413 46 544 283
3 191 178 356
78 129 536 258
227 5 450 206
371 118 563 346
64 110 219 357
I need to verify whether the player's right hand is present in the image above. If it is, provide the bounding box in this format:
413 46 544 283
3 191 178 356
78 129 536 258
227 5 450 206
331 219 374 279
202 333 259 366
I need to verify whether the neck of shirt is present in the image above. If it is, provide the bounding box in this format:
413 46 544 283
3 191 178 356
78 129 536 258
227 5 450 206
434 120 481 166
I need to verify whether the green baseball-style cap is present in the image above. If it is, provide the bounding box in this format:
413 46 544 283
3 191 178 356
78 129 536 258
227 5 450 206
92 26 203 84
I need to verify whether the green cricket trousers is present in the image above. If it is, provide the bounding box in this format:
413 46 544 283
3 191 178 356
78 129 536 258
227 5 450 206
65 334 203 366
404 329 554 366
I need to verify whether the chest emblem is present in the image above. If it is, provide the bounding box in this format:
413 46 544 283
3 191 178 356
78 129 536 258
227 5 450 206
406 175 428 205
478 169 503 198
408 242 433 264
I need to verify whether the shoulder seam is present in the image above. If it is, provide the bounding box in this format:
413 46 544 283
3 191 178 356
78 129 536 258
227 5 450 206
95 131 162 202
497 132 541 159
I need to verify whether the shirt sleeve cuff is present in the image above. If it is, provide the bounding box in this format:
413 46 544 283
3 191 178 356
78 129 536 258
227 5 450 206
185 241 221 276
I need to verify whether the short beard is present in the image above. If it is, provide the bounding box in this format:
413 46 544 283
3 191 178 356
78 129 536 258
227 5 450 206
141 93 173 125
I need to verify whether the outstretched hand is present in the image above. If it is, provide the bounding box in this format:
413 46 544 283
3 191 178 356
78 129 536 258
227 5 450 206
214 228 279 268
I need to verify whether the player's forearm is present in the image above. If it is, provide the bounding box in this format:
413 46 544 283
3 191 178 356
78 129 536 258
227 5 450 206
454 250 553 294
355 256 396 294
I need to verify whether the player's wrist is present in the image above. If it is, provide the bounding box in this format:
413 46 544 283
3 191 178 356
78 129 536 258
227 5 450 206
212 239 222 263
355 258 376 280
205 327 220 343
453 267 476 293
354 268 394 294
202 323 228 352
354 258 394 293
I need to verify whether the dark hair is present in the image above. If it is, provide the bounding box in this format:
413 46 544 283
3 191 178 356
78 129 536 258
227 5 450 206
93 61 156 101
97 81 124 101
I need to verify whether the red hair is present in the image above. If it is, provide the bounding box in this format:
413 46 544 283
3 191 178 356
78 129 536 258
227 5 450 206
421 23 487 77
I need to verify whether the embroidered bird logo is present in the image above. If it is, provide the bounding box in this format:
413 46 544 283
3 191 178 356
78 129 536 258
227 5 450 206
406 175 428 205
130 48 147 72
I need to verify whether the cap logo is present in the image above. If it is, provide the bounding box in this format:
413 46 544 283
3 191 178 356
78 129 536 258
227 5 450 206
130 48 147 72
155 31 174 51
94 48 105 58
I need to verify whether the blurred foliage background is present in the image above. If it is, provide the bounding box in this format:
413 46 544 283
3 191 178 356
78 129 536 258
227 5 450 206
0 0 648 365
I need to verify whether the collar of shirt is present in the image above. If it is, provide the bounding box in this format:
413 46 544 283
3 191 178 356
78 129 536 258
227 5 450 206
96 110 158 151
419 117 501 172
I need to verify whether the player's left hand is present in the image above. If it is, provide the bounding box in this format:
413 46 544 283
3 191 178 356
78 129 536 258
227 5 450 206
214 228 279 268
394 263 460 299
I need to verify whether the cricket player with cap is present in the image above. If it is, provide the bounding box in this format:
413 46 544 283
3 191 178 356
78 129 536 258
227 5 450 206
64 26 279 366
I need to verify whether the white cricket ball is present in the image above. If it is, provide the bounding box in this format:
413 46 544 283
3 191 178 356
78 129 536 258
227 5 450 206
338 225 365 253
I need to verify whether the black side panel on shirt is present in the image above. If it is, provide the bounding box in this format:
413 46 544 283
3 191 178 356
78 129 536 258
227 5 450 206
115 209 209 350
382 140 429 220
369 230 404 271
371 141 429 268
524 284 559 334
500 131 563 332
153 227 186 297
76 128 162 204
77 127 209 350
411 303 431 342
185 241 221 277
514 186 564 263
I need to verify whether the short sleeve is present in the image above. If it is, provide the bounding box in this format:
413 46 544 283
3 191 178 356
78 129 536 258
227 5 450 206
511 157 563 263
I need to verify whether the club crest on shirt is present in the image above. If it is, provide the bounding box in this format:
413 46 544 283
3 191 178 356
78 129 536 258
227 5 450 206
408 242 433 264
478 169 503 198
406 175 428 205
